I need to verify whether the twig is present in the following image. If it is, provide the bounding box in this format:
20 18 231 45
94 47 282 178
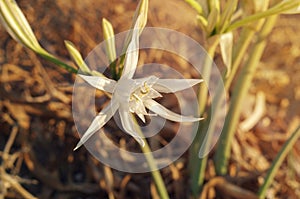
3 126 17 155
200 177 258 199
240 92 266 132
103 166 115 199
1 172 37 199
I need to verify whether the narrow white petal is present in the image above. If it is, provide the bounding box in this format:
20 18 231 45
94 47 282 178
135 75 158 83
79 74 116 93
137 113 146 123
129 98 148 115
154 79 203 93
119 105 145 147
74 99 119 150
120 16 142 79
146 88 162 99
131 0 148 33
144 99 203 122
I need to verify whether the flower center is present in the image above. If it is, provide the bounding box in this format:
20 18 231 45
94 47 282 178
130 82 150 102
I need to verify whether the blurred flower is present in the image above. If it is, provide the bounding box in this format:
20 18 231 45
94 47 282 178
74 16 203 150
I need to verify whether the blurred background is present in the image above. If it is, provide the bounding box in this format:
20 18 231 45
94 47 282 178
0 0 299 198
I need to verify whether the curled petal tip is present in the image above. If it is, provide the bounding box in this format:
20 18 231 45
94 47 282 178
138 138 145 147
73 142 83 151
132 135 145 147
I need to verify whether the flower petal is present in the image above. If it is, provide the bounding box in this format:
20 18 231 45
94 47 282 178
144 99 203 122
79 74 116 93
119 105 145 147
154 79 203 93
130 97 147 113
136 113 146 123
146 88 162 99
135 75 159 86
74 99 119 150
120 16 142 79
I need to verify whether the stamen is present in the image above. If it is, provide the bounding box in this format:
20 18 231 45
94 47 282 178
141 82 149 94
132 93 143 103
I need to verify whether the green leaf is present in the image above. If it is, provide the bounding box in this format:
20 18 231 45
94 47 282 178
208 0 220 13
206 6 219 35
184 0 203 15
258 125 300 199
218 0 238 33
227 0 300 32
196 15 208 33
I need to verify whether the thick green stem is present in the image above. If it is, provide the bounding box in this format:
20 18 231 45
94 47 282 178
257 125 300 199
214 15 278 175
134 121 169 199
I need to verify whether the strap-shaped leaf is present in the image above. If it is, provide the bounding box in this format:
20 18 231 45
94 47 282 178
184 0 203 15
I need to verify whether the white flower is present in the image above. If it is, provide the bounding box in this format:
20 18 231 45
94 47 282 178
74 16 203 150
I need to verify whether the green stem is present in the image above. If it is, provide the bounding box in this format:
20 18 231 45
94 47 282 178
198 37 219 115
258 125 300 199
38 50 78 74
134 121 169 199
190 118 212 197
225 27 256 90
189 38 218 197
214 15 278 175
